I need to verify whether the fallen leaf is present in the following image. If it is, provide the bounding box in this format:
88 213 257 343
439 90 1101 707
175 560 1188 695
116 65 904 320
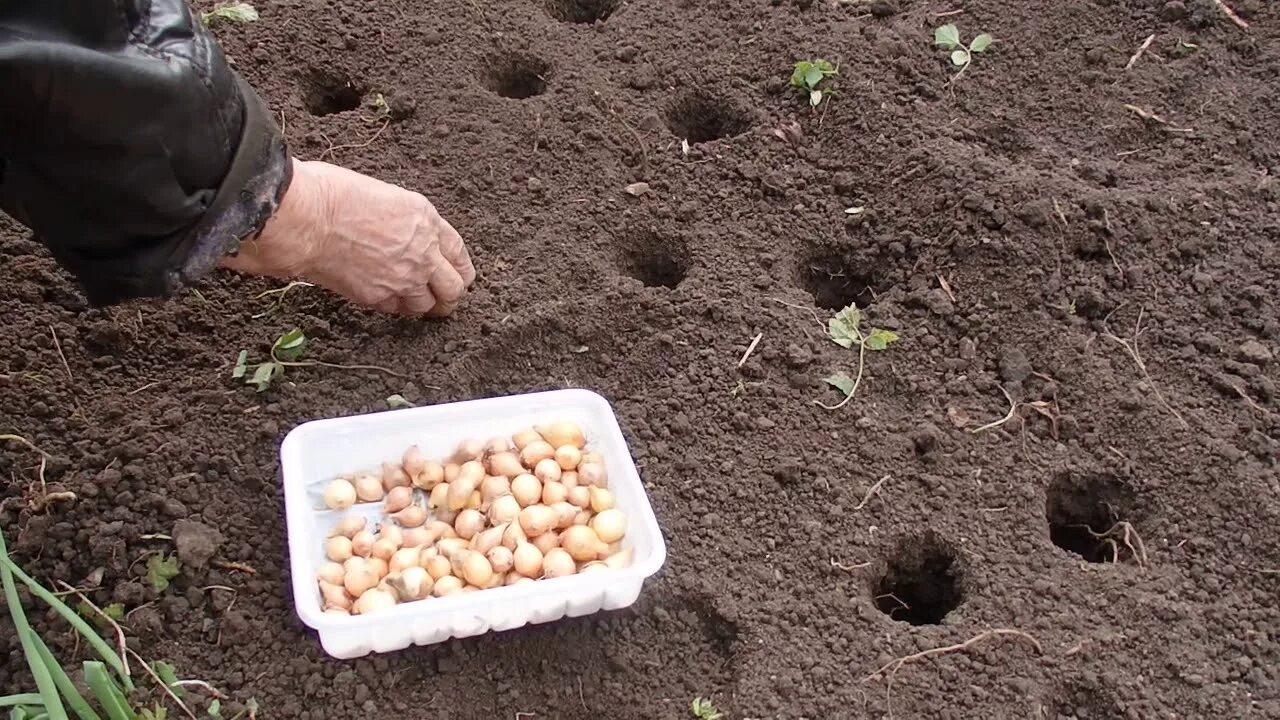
845 206 865 215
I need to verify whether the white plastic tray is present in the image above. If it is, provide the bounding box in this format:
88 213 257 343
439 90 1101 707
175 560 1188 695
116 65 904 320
280 389 667 659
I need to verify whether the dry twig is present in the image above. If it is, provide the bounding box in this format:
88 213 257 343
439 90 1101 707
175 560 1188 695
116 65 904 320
738 333 764 368
319 117 391 161
864 628 1043 682
1123 103 1194 133
1102 307 1189 428
853 474 892 510
1213 0 1249 29
56 582 131 678
1125 34 1156 71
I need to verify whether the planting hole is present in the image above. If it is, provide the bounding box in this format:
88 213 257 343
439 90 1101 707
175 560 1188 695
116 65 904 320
618 231 690 289
873 533 964 626
1046 475 1140 563
303 70 361 116
544 0 620 23
801 254 879 309
1046 681 1125 720
665 93 751 145
486 55 551 100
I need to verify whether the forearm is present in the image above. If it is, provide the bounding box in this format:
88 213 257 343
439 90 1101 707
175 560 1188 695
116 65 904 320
0 1 290 305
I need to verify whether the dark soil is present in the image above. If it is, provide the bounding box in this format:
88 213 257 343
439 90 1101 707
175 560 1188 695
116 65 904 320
3 0 1280 717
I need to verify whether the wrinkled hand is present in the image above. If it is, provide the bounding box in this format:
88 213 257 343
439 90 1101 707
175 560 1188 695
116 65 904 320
223 159 476 316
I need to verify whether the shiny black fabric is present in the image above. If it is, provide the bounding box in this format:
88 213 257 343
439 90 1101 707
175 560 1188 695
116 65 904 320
0 0 291 305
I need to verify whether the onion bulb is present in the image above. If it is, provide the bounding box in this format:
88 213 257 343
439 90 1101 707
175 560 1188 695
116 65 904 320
391 505 427 528
466 489 483 510
389 547 420 573
471 524 506 554
485 437 513 454
323 479 357 510
488 494 521 526
325 536 353 562
534 458 562 484
588 486 615 513
433 575 464 596
424 520 456 544
560 471 579 489
384 485 413 513
450 550 494 587
578 463 607 489
317 562 345 585
319 580 353 609
579 561 609 574
448 465 483 511
481 475 511 501
604 547 634 569
443 463 460 483
486 452 524 478
511 474 542 507
560 525 608 562
505 571 527 586
371 538 398 561
452 439 485 464
353 587 396 614
520 441 555 468
382 462 411 491
428 482 450 509
550 501 578 529
387 566 432 601
542 548 577 578
367 557 389 579
343 564 378 597
573 510 593 526
536 421 585 449
555 445 582 470
328 516 367 539
591 509 627 543
532 530 560 554
436 537 468 558
512 429 541 450
402 445 427 478
378 523 404 548
519 504 556 537
454 509 485 540
414 461 445 490
502 522 527 551
354 473 385 502
350 530 375 557
513 542 543 577
541 481 568 505
424 554 452 580
486 546 514 574
401 526 430 548
567 486 590 509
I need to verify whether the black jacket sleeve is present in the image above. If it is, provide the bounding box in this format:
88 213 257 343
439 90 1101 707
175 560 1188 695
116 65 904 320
0 0 291 306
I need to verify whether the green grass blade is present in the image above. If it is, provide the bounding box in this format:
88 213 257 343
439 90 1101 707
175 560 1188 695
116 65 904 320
0 550 133 691
0 539 67 720
81 665 133 720
30 637 101 720
0 697 44 709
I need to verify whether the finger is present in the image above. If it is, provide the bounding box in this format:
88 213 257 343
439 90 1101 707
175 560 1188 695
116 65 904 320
373 296 401 315
398 285 439 316
425 251 467 318
437 219 476 288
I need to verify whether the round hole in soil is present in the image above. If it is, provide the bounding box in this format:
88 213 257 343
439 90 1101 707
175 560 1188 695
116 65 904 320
544 0 619 23
618 231 690 289
1046 475 1140 563
665 93 751 145
486 54 551 100
873 533 964 626
302 70 362 116
801 253 880 310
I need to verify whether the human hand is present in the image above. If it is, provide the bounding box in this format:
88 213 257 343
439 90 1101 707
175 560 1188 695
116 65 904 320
223 159 476 316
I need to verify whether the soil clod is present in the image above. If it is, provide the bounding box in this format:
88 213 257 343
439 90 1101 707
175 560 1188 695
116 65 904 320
873 532 964 625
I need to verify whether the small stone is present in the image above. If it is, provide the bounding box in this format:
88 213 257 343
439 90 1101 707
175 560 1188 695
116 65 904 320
526 177 544 193
870 0 898 17
161 499 189 519
998 347 1033 384
171 520 224 570
1237 339 1273 366
1160 0 1188 20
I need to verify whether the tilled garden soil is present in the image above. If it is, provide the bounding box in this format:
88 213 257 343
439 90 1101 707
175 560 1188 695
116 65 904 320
3 0 1280 717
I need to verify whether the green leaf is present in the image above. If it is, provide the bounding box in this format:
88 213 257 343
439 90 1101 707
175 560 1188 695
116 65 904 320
202 2 259 25
272 328 307 361
823 373 856 397
969 33 993 53
152 662 182 698
828 305 863 349
0 535 67 720
815 59 835 74
30 636 99 720
75 602 123 631
82 663 134 720
0 698 45 710
934 24 961 49
206 700 222 720
809 89 823 107
385 394 416 410
804 66 825 88
231 350 248 379
790 63 810 88
145 554 180 592
248 363 282 393
865 328 900 351
950 49 970 66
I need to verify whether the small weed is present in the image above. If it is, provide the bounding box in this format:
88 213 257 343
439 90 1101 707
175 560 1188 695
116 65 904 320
690 697 724 720
233 328 307 392
201 2 258 25
385 394 416 410
934 24 993 81
1173 38 1200 57
145 553 181 592
370 93 392 118
77 601 125 629
817 303 899 410
790 59 838 107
